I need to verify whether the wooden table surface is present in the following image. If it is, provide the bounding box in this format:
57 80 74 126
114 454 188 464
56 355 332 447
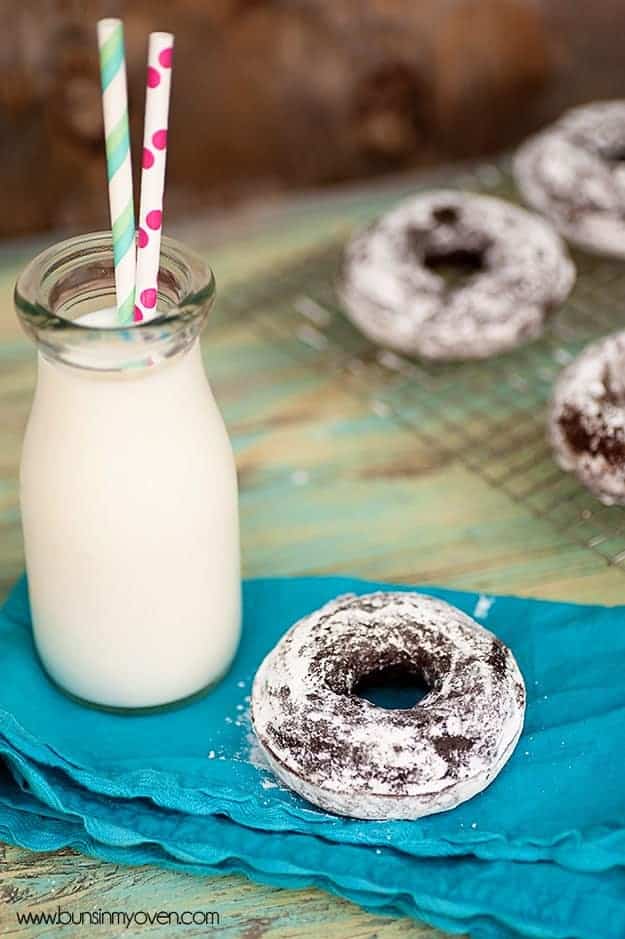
1 172 624 938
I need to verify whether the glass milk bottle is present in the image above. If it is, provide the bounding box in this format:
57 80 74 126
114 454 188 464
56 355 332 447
14 233 241 711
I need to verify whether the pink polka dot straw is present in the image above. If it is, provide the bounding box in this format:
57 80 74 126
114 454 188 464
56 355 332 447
134 32 174 323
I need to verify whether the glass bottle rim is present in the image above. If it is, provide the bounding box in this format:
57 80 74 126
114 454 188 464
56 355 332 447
14 232 216 372
15 231 214 332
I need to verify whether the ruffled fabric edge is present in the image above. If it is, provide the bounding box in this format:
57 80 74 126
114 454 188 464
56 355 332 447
2 775 621 939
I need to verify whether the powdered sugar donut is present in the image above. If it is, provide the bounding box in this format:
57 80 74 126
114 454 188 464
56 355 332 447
338 190 574 361
550 332 625 505
515 101 625 257
251 592 525 820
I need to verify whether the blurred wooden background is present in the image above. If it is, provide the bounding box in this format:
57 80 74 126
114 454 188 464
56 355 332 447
2 0 625 238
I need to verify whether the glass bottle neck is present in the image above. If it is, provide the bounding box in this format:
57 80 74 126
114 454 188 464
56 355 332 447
15 233 215 374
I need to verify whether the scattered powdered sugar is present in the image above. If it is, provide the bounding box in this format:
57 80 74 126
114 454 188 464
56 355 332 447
204 680 274 770
247 728 290 793
473 595 495 620
246 728 274 771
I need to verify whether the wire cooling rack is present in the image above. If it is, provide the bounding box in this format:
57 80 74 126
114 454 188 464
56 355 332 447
218 162 625 571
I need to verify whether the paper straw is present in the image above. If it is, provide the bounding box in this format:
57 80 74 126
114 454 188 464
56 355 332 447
134 32 174 323
97 19 136 325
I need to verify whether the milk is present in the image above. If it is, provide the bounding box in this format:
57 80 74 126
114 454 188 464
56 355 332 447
20 308 241 709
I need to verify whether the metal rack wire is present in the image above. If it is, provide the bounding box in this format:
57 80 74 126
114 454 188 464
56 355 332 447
218 162 625 572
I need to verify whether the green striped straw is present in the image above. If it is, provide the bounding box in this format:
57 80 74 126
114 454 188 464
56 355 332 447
97 19 136 325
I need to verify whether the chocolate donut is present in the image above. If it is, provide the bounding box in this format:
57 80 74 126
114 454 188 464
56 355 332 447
550 332 625 505
338 190 574 361
515 101 625 257
251 592 525 820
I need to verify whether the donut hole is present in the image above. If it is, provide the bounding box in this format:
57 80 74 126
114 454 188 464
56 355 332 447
432 206 460 225
599 143 625 164
353 663 430 710
423 245 486 289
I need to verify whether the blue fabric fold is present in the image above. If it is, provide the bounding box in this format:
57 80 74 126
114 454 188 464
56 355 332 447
1 574 625 938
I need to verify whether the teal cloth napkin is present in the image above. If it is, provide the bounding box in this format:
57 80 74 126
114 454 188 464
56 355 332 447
1 575 624 938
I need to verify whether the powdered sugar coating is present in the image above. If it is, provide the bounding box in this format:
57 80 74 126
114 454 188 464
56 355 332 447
550 332 625 505
338 190 574 361
515 101 625 257
251 592 525 820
